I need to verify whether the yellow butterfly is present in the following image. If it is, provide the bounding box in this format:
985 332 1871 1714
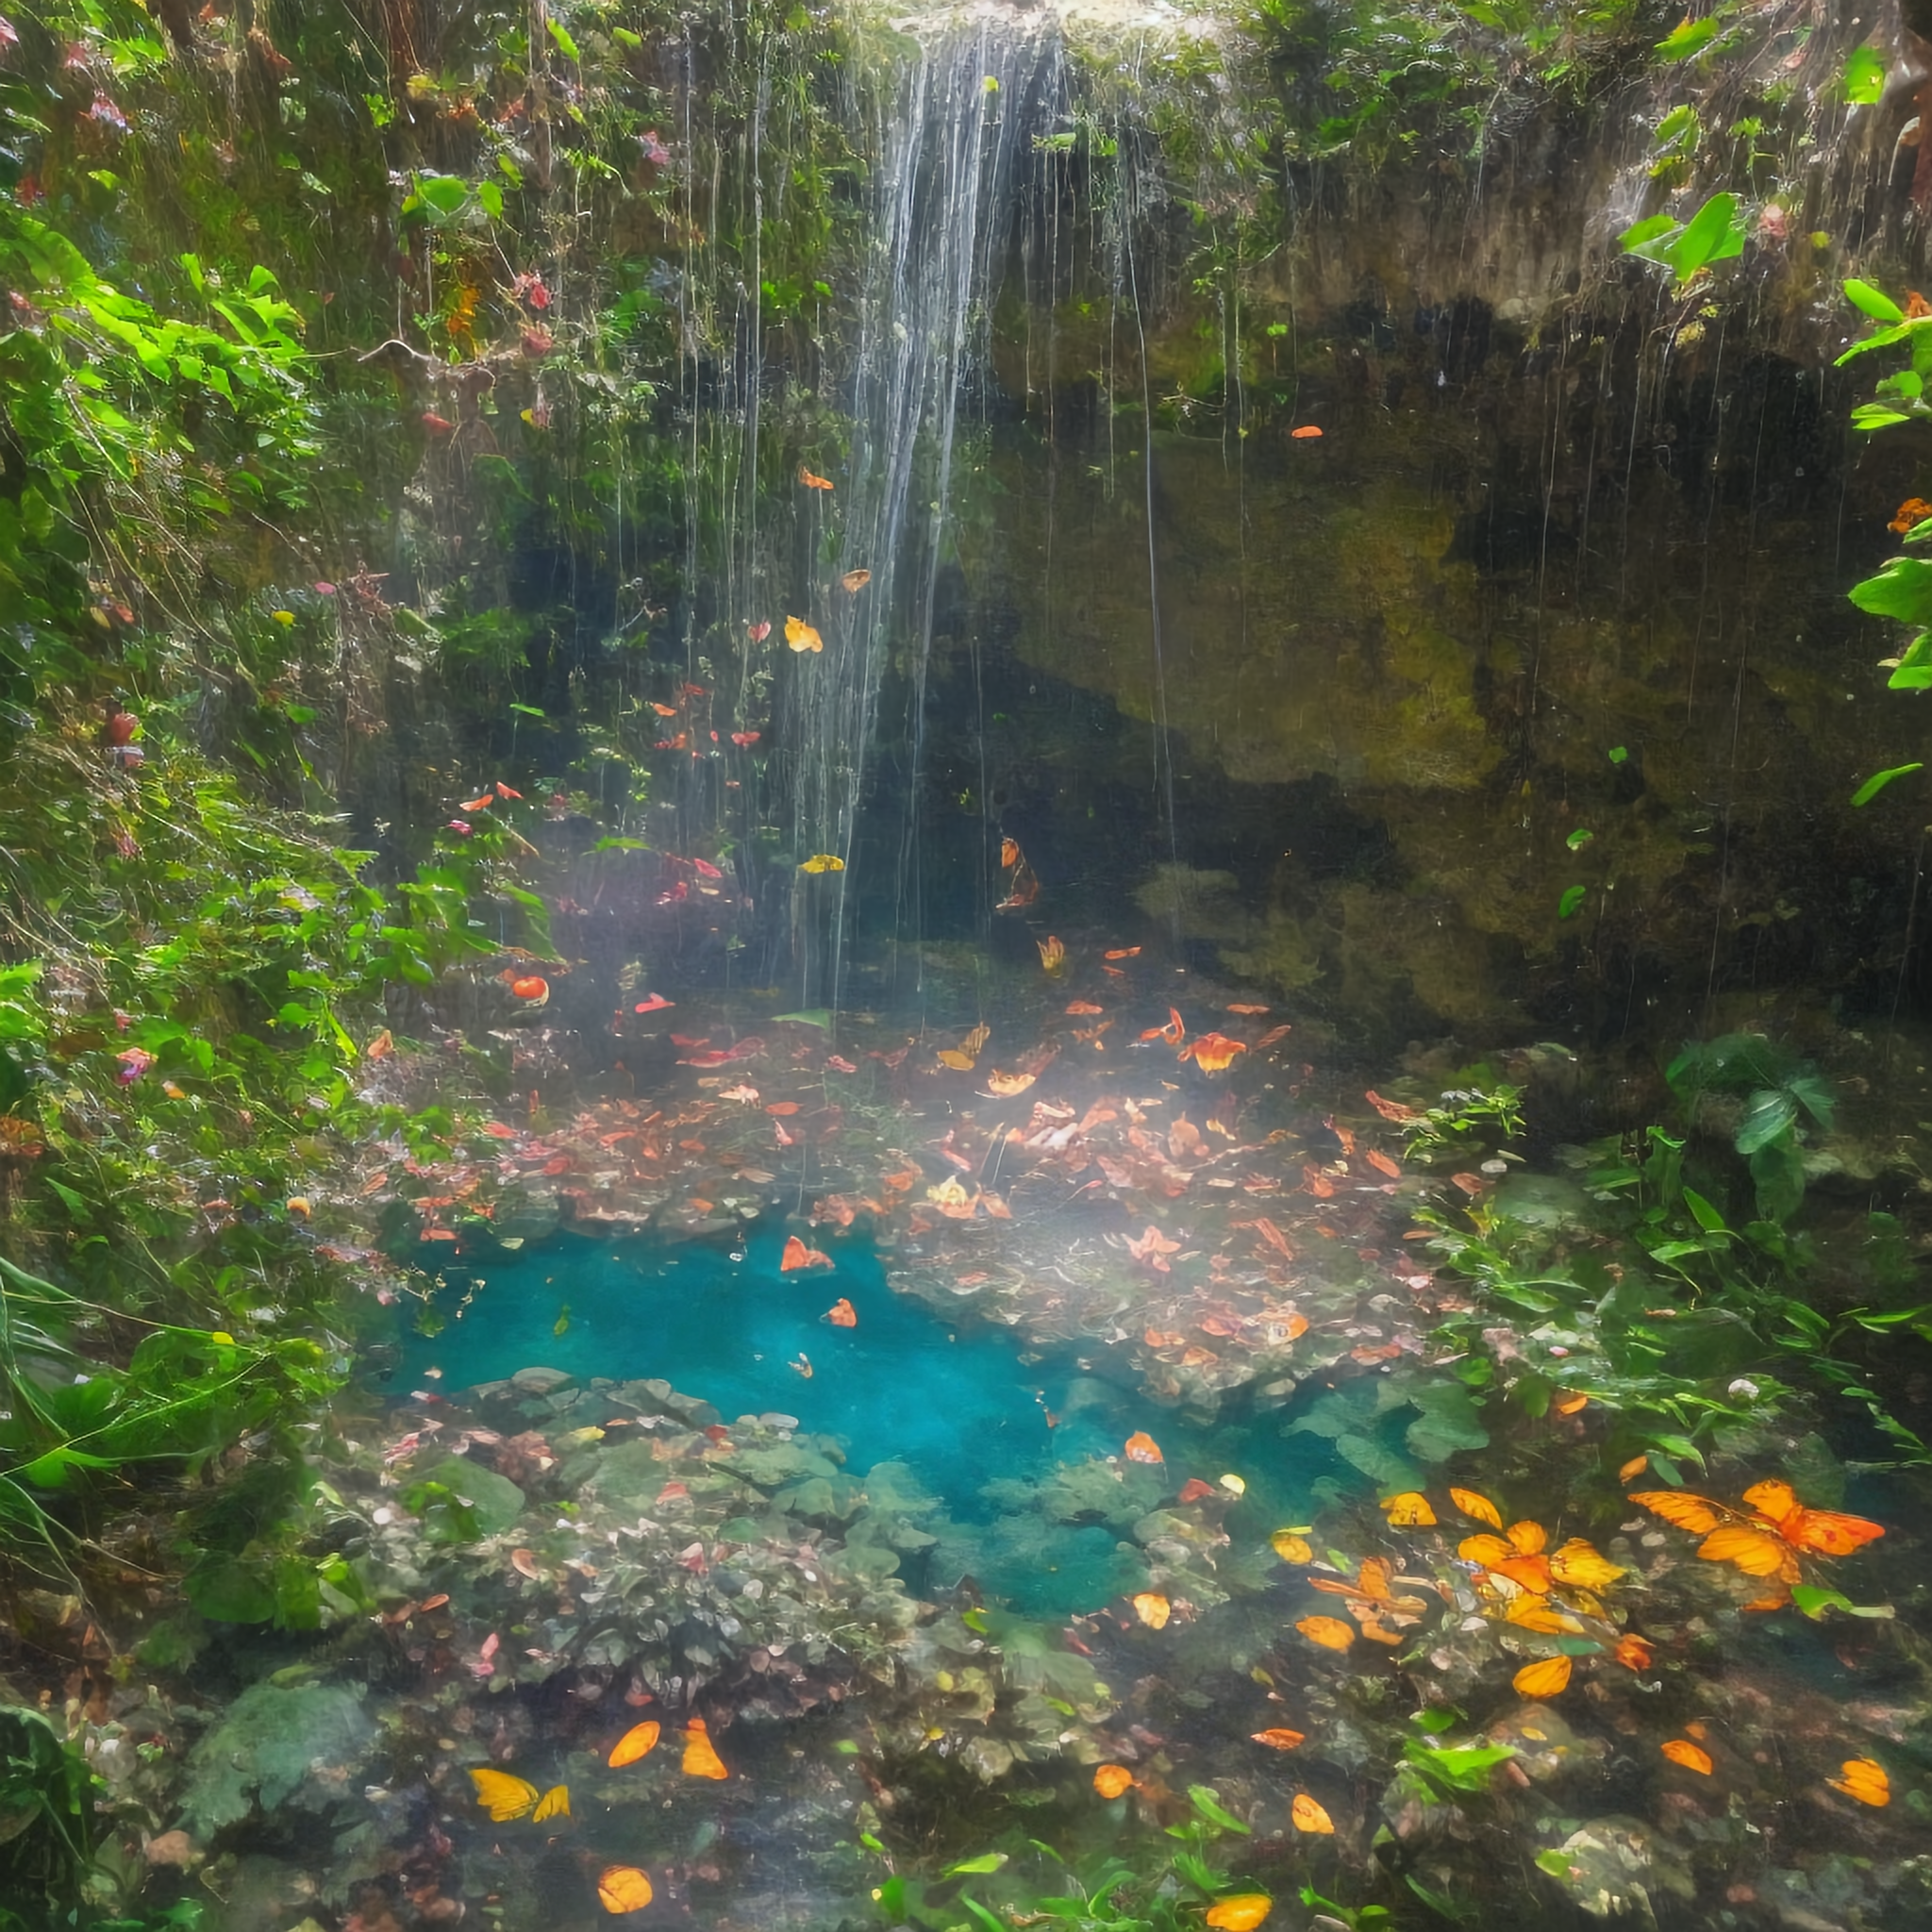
470 1768 570 1823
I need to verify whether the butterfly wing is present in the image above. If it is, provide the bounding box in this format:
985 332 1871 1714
1741 1479 1884 1556
470 1768 538 1822
1697 1524 1799 1579
1505 1520 1548 1556
1629 1490 1731 1535
1661 1739 1713 1774
1785 1508 1885 1556
531 1784 570 1822
1827 1757 1890 1806
1548 1538 1626 1591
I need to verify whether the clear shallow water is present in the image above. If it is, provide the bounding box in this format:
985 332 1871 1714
395 1230 1334 1612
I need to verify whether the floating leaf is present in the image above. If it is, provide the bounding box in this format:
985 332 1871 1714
608 1721 660 1768
681 1719 728 1779
1205 1896 1273 1931
1661 1738 1712 1774
597 1866 653 1913
1291 1793 1335 1834
1379 1491 1437 1526
1511 1656 1572 1699
1296 1615 1356 1652
1450 1487 1503 1529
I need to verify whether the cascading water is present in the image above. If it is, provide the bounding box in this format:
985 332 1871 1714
773 13 1066 1013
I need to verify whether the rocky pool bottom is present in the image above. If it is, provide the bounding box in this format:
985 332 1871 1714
21 988 1932 1932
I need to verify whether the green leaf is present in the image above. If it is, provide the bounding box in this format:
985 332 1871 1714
1680 1186 1729 1234
1618 213 1680 258
1657 15 1722 58
1851 762 1924 806
1668 192 1745 280
771 1008 832 1028
1565 828 1593 850
413 175 470 220
1188 1785 1251 1833
1653 104 1697 147
1843 45 1887 105
1889 637 1932 689
1557 885 1587 920
1852 557 1932 622
546 18 580 60
943 1854 1009 1877
1844 278 1906 325
1607 745 1628 764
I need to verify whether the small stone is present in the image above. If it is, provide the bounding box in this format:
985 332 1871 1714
510 1365 574 1394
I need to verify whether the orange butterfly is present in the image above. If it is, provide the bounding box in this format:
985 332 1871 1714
1092 1763 1136 1798
841 568 871 591
1251 1727 1305 1750
1123 1431 1164 1464
1132 1591 1171 1628
785 615 823 654
1457 1520 1554 1592
780 1235 832 1272
1660 1738 1712 1775
1177 1032 1246 1073
1629 1482 1882 1584
798 465 834 490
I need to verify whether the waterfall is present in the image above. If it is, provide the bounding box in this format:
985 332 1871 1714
777 14 1065 1012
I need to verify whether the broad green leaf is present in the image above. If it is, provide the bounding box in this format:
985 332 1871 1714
1557 885 1587 919
943 1854 1009 1877
1733 1089 1798 1156
546 18 581 60
1885 639 1932 688
1668 192 1744 280
1843 45 1887 105
414 175 470 219
1850 761 1924 806
1657 15 1721 58
1844 278 1906 325
1680 1186 1728 1234
1618 213 1678 257
1850 557 1932 622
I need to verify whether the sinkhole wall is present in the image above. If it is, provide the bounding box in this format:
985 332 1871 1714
869 0 1932 1050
